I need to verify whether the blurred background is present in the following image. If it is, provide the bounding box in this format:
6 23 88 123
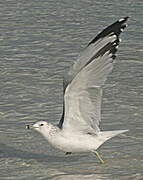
0 0 143 179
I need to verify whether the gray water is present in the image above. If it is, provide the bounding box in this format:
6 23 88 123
0 0 143 179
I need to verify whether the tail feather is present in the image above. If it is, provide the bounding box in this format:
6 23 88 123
98 130 129 143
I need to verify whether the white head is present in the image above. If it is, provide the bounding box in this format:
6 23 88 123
31 121 53 135
26 121 58 140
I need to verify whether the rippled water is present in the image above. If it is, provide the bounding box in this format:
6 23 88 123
0 0 143 179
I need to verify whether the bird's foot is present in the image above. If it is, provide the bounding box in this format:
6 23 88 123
93 150 105 164
65 152 72 155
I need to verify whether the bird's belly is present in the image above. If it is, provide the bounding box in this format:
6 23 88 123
48 134 100 152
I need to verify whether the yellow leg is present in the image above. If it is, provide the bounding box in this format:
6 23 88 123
93 151 105 164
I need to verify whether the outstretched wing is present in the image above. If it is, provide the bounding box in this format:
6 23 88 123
58 17 128 134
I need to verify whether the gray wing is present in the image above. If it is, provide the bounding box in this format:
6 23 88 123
58 17 128 134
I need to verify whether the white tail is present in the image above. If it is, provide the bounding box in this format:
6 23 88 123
98 130 129 143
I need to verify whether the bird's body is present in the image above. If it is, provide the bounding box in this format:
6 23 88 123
47 131 102 153
26 17 129 162
32 121 128 153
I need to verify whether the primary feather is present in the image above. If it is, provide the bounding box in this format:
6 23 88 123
59 17 128 134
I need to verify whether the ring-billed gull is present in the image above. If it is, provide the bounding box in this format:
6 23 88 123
26 17 129 163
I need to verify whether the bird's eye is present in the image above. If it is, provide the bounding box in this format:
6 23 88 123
40 124 44 126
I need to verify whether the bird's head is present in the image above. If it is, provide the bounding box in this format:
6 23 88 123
26 121 52 134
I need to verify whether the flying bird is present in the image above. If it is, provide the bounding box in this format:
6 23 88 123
26 17 129 163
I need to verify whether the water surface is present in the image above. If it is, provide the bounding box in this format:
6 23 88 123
0 0 143 179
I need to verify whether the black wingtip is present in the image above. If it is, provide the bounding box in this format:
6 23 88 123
88 17 129 46
123 16 129 20
118 16 129 23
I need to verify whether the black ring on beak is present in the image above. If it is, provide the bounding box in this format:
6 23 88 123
26 124 31 129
